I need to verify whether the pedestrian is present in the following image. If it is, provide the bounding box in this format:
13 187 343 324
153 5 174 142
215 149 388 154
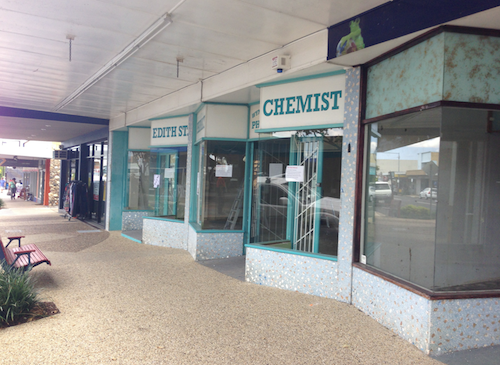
0 177 5 193
16 180 22 198
9 178 17 200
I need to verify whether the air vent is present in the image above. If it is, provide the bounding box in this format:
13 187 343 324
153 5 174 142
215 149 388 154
53 150 69 159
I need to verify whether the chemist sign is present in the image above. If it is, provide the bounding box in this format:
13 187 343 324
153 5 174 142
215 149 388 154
259 73 345 131
150 116 189 146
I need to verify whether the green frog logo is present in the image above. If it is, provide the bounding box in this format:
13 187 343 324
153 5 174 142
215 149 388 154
336 18 365 57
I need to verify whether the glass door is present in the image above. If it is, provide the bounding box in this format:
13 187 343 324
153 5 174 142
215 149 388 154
291 135 322 253
155 152 178 217
250 132 342 256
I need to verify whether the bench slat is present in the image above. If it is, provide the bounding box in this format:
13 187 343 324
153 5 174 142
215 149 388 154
10 244 51 268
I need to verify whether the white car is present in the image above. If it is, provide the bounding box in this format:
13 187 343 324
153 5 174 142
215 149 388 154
419 187 437 199
368 182 393 202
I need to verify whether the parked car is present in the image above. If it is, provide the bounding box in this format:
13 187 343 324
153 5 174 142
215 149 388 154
419 187 437 199
256 177 340 235
368 182 393 203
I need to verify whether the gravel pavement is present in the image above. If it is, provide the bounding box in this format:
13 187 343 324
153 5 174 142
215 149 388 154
0 197 444 365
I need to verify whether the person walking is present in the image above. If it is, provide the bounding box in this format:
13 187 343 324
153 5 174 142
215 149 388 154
9 178 17 200
0 177 5 193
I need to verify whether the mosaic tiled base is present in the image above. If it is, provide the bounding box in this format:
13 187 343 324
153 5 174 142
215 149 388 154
352 267 431 353
187 225 244 261
245 248 338 298
142 218 187 250
429 298 500 355
122 211 154 231
352 267 500 354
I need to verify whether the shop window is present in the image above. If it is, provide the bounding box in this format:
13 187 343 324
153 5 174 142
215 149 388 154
150 147 187 220
250 131 342 256
362 107 500 291
127 148 187 219
126 151 154 210
195 141 246 230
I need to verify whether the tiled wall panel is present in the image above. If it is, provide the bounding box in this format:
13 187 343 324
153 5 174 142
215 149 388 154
429 298 500 354
122 211 154 231
443 32 500 104
245 248 338 298
352 267 431 353
143 219 187 250
366 33 445 119
336 67 360 303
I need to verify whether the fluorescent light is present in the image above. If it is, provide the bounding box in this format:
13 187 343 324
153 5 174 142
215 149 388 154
55 14 172 111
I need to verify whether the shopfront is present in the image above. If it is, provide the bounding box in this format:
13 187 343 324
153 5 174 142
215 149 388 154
88 141 108 225
247 72 345 257
245 27 500 354
59 137 108 227
245 69 360 302
121 117 190 248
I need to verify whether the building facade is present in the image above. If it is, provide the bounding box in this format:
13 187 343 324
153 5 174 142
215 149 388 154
106 4 500 356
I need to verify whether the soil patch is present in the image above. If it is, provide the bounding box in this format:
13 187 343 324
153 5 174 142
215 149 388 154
0 302 60 329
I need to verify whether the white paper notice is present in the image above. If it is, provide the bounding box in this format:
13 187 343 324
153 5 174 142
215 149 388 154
153 174 161 188
164 168 175 179
215 165 233 178
285 165 304 182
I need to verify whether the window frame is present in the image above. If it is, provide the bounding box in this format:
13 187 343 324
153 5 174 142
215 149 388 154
354 99 500 300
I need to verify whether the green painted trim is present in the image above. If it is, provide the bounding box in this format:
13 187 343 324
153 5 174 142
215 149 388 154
257 123 344 134
144 217 184 223
127 149 151 152
314 136 324 253
127 126 150 129
109 131 128 231
121 233 142 244
245 244 338 262
189 113 199 222
123 209 155 212
194 103 205 115
149 114 191 121
198 137 248 142
247 105 251 140
248 101 260 106
255 70 346 89
203 101 249 107
242 142 252 251
189 222 244 234
148 144 187 148
246 136 278 142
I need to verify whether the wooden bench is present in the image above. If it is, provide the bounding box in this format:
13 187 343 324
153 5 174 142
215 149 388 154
0 236 51 271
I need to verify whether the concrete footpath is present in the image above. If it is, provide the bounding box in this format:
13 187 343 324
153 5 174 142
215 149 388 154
0 197 493 364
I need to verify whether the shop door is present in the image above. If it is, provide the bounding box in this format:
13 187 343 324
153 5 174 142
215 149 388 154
291 136 322 253
250 134 341 255
155 152 178 217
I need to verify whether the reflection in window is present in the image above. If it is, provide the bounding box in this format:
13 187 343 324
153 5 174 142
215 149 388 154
196 141 246 230
150 147 187 220
127 151 154 210
362 108 500 291
250 131 342 256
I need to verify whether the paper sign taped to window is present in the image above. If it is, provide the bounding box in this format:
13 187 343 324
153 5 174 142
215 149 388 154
164 168 175 179
215 164 233 178
153 174 161 188
285 165 304 182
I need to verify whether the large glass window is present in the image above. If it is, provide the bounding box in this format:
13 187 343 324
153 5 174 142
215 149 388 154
250 130 342 256
127 148 187 220
362 107 500 291
150 147 187 220
195 141 246 230
127 151 154 210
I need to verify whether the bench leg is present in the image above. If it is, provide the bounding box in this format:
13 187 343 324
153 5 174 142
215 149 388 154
6 237 22 248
